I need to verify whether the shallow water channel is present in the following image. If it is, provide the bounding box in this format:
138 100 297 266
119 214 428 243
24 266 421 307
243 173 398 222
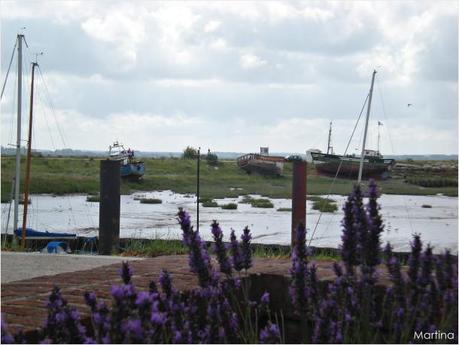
2 191 457 254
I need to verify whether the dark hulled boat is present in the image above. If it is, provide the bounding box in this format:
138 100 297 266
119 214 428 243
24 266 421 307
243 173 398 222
310 149 395 179
310 70 395 180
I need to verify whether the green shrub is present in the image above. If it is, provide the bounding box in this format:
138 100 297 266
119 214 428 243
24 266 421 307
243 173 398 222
250 198 274 208
277 207 291 212
182 146 198 159
311 197 338 213
202 201 219 207
421 204 432 208
86 195 100 202
221 203 238 210
206 152 219 166
140 198 162 204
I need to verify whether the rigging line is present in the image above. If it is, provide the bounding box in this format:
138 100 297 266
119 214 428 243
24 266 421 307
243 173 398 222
35 75 57 149
37 66 67 148
1 39 17 100
307 92 370 247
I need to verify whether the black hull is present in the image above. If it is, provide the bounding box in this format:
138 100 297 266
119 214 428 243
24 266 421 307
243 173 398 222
311 152 395 179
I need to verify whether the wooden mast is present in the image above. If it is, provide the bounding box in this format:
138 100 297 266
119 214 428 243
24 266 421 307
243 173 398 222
357 70 377 184
21 62 38 248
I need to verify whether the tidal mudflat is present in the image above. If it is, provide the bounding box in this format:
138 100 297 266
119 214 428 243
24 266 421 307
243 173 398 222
2 191 457 253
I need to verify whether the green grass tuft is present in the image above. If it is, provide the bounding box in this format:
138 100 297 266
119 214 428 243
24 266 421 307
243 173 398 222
202 200 219 207
249 198 274 208
221 203 238 210
277 207 292 212
86 195 100 202
139 198 162 204
311 196 338 213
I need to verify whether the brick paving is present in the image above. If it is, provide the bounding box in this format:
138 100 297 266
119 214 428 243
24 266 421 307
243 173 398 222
1 254 391 337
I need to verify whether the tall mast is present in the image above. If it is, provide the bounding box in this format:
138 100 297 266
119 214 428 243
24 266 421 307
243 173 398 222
21 62 38 247
377 121 382 153
13 34 23 236
357 70 377 184
327 121 333 154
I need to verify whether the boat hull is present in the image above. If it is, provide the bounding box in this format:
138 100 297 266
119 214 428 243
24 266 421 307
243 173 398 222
121 162 145 179
237 154 285 176
14 228 76 239
311 152 395 179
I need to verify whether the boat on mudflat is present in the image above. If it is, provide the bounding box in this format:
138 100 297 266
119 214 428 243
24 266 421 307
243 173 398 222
310 149 395 179
108 141 145 179
237 147 286 176
309 71 396 180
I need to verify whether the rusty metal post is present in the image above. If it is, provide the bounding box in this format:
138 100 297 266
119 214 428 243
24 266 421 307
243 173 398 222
99 159 120 255
291 160 307 247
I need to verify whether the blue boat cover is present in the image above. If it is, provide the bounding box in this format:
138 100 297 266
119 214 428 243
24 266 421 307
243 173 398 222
14 228 76 238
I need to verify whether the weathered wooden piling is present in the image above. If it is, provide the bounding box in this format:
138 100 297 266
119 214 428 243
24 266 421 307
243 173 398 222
99 159 120 255
291 160 306 247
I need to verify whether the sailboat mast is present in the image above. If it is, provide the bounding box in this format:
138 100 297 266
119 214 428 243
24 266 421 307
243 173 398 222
21 62 38 248
13 34 23 236
327 121 332 154
357 70 377 184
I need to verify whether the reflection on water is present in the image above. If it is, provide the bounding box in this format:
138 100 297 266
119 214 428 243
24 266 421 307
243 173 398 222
2 191 457 254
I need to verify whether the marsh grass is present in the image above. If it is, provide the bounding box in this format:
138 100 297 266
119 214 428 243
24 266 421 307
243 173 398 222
1 156 457 200
86 195 100 202
277 208 292 212
221 203 238 210
202 200 219 207
310 196 338 213
250 198 274 208
139 198 162 204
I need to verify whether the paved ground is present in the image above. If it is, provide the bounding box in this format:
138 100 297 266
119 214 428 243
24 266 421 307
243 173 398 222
1 253 391 340
1 252 143 283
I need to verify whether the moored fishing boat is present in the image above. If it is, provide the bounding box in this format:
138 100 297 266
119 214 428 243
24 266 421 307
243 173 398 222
310 71 395 180
108 141 145 179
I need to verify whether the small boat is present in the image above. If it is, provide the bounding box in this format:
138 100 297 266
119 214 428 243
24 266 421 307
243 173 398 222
108 141 145 179
310 71 395 180
14 228 76 239
237 147 286 176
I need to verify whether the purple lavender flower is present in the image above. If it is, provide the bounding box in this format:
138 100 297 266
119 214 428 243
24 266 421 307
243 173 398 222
43 286 88 343
240 226 252 270
119 261 133 285
408 234 422 285
230 229 243 271
340 193 358 274
159 270 173 298
1 315 14 344
365 179 384 269
289 223 309 316
178 209 216 288
121 319 143 343
259 322 281 344
260 291 270 306
211 220 232 276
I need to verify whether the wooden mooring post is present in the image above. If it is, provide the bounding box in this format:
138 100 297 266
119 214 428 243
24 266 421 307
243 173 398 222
291 160 306 247
99 159 120 255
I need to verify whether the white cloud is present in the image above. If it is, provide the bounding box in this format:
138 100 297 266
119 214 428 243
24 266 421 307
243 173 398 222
1 0 456 154
240 54 267 69
204 20 221 33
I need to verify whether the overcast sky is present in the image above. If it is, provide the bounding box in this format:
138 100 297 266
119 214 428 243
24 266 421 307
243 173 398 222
1 1 457 154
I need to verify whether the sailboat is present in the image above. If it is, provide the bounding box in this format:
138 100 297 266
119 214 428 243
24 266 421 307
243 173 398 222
2 34 75 245
309 71 395 180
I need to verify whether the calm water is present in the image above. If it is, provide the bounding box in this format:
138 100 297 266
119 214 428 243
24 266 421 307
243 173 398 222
2 191 457 253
